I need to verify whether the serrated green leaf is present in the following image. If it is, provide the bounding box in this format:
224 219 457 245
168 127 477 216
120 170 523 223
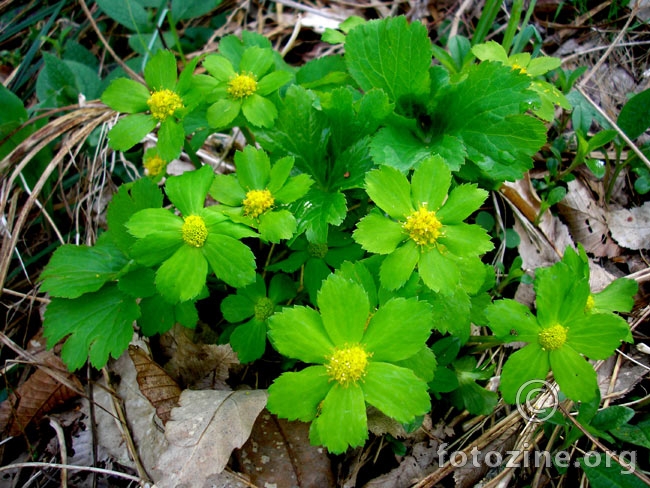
261 85 329 182
394 346 437 382
40 238 129 299
353 212 404 254
273 174 312 203
202 234 256 288
44 284 140 371
155 246 207 303
365 165 412 219
318 275 368 345
499 343 549 404
165 164 213 215
107 113 157 152
364 362 430 423
346 17 431 109
242 93 277 127
311 384 368 454
551 347 598 402
206 98 241 128
144 50 177 91
362 296 431 361
379 241 419 291
593 278 638 313
106 177 163 255
430 62 546 182
118 266 157 298
293 188 346 243
258 210 296 243
267 366 331 422
268 306 334 363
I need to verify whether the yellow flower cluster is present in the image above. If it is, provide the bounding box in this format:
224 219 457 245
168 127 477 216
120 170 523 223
538 324 568 351
325 345 371 387
403 206 443 247
147 89 184 121
181 215 208 247
227 73 258 99
243 189 274 218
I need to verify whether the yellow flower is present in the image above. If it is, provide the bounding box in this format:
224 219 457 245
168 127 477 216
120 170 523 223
243 188 274 218
402 206 443 247
147 89 184 121
325 344 372 387
538 324 568 351
227 73 258 100
181 215 208 247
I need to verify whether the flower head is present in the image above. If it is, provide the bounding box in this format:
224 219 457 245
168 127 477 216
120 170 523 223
147 89 184 121
102 50 201 161
125 165 257 304
203 44 292 128
210 146 312 243
220 274 297 363
486 247 634 404
142 147 168 180
353 156 493 293
266 274 434 453
227 73 258 99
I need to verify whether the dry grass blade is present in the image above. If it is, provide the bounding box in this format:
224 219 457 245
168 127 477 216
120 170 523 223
128 345 181 424
0 105 115 292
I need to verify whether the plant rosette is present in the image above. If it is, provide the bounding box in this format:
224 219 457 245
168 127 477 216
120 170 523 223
125 165 257 303
266 274 433 453
486 248 634 403
209 146 312 243
202 45 293 129
101 50 201 161
220 273 297 363
353 155 493 293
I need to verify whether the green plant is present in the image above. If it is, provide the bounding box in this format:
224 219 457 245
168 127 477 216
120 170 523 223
34 14 640 456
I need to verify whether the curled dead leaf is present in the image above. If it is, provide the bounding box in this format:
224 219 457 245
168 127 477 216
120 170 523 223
128 345 181 424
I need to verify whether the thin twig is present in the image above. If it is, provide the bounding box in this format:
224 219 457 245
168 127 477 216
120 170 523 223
0 462 145 485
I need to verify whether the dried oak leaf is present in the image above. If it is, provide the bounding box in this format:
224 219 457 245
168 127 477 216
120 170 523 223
128 345 181 424
0 350 83 436
607 201 650 250
236 409 335 487
154 389 267 488
557 179 621 257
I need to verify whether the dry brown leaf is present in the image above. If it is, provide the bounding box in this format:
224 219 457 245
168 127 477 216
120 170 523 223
501 177 574 271
128 345 181 424
558 179 621 257
236 409 335 488
0 350 83 436
607 202 650 250
367 406 407 439
162 325 239 389
154 389 267 488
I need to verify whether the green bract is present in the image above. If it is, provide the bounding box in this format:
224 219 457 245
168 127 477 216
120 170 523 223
126 165 257 303
353 156 493 292
221 273 296 363
203 45 292 128
101 50 200 161
486 247 635 403
210 146 312 242
266 274 433 454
